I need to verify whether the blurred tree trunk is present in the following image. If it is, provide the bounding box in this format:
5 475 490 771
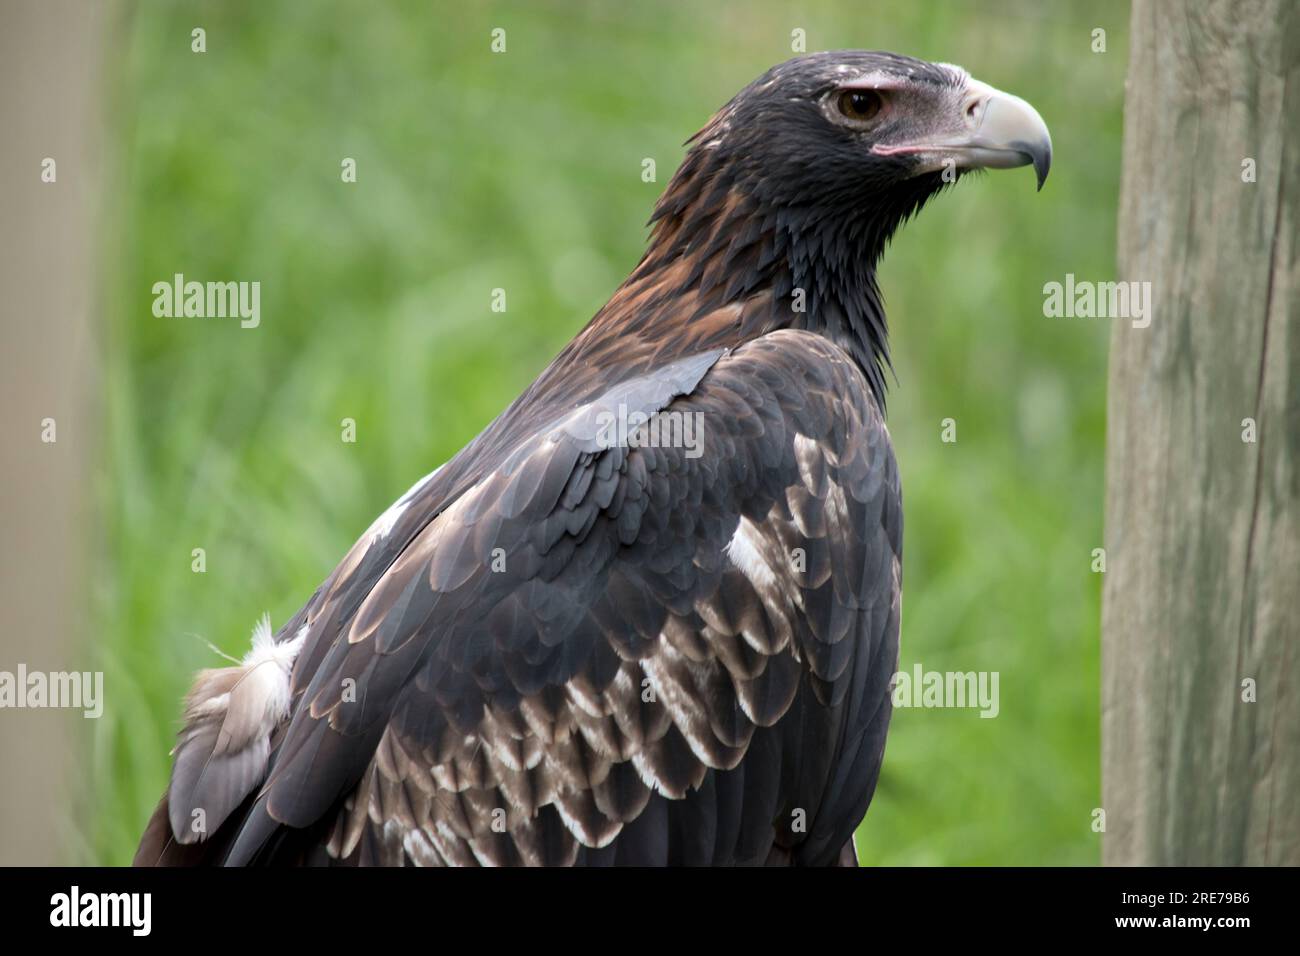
1102 0 1298 864
0 0 113 863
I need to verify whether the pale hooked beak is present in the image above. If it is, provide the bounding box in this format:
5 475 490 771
873 77 1053 190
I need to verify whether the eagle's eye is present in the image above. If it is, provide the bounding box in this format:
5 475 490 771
836 89 884 123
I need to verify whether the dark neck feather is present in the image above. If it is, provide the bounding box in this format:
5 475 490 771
624 140 947 408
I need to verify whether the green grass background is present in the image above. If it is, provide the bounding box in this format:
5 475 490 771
84 0 1125 865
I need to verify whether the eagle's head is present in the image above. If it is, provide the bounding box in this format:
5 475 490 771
696 50 1050 208
639 50 1052 402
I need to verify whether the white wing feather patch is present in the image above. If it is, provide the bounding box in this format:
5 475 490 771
368 464 444 542
167 614 307 843
725 516 779 593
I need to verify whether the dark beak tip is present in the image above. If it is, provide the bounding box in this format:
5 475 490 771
1012 141 1051 191
1034 148 1051 191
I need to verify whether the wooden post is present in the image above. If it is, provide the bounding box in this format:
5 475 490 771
1102 0 1298 864
0 0 112 863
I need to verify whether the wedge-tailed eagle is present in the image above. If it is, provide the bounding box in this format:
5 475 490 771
136 50 1050 866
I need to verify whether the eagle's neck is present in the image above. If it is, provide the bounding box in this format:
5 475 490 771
614 147 946 408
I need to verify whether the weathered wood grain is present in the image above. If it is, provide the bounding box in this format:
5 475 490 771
1103 0 1298 864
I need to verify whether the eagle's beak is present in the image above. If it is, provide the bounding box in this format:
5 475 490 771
954 79 1052 189
873 78 1053 190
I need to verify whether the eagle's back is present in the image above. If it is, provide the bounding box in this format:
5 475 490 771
136 328 901 866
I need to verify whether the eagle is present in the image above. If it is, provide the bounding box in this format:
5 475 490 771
136 50 1050 867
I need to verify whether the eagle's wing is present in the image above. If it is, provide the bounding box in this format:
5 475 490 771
164 327 902 866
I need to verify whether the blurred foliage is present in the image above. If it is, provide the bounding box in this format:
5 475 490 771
85 0 1125 865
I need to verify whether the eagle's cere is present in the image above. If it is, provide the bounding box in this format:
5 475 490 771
136 50 1050 866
